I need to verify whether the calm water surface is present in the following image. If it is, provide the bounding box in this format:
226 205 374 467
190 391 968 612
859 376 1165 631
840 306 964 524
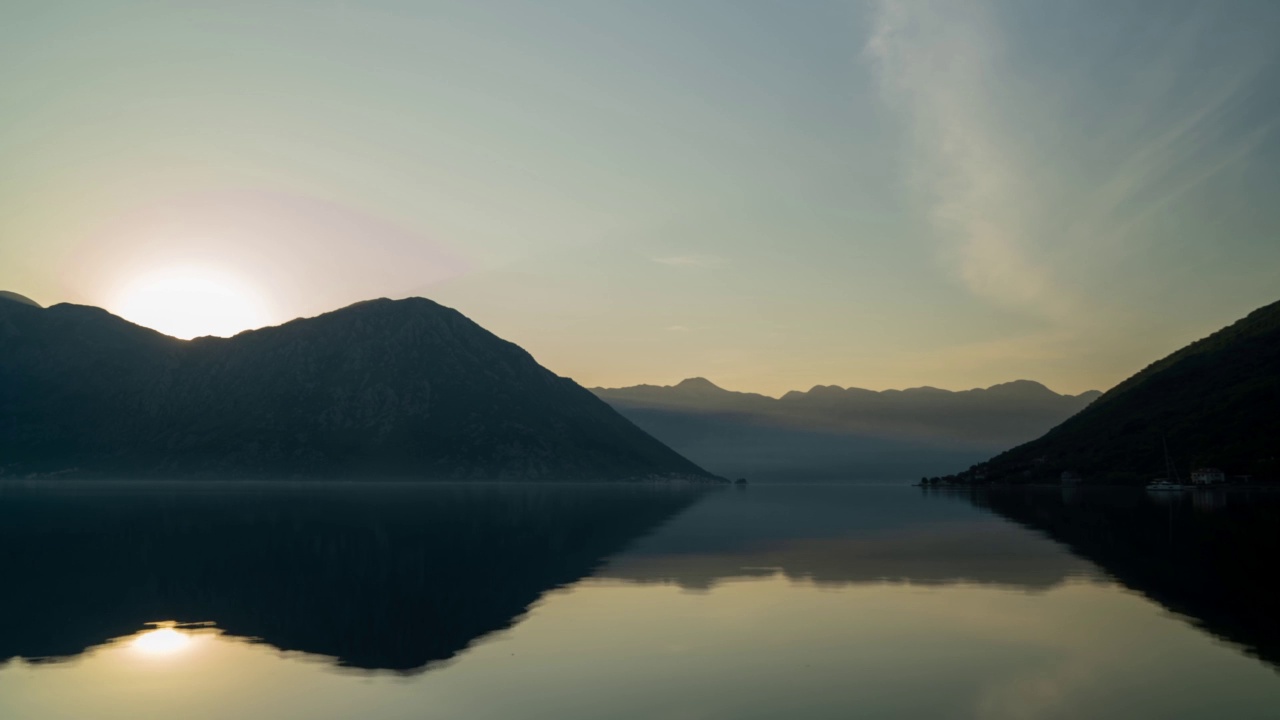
1 482 1278 719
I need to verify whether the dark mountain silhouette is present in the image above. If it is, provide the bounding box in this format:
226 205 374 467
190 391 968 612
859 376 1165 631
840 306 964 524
950 299 1280 484
0 482 704 671
592 378 1099 481
0 296 714 481
0 291 40 308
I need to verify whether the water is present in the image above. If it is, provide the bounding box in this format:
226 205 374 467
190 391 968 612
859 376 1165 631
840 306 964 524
1 482 1278 719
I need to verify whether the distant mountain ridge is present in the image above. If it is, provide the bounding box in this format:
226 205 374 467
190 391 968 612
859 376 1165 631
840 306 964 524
592 377 1099 481
595 377 1099 446
947 298 1280 484
0 294 715 481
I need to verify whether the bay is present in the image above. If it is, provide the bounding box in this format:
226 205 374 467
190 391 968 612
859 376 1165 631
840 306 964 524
1 482 1277 719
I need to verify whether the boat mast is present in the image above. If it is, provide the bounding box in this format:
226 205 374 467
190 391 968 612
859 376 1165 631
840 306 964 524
1163 436 1180 484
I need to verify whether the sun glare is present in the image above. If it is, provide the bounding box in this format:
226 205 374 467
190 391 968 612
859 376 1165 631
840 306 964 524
130 626 193 656
113 267 268 339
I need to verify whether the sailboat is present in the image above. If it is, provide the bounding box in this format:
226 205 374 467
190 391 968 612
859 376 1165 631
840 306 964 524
1146 437 1188 491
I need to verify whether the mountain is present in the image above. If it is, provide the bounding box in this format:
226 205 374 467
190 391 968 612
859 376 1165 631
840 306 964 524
0 291 40 307
951 299 1280 484
0 296 715 481
592 378 1099 481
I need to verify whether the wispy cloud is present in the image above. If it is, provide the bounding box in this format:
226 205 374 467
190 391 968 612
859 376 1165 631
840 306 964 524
864 1 1277 328
865 0 1079 324
1056 10 1278 259
651 254 726 268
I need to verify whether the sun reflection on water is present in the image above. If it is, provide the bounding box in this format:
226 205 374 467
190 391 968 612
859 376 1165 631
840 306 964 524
124 622 215 658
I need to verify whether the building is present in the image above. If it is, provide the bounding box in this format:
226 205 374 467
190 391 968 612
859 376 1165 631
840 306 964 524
1190 468 1226 485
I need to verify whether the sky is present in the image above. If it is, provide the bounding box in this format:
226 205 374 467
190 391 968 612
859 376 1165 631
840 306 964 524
2 0 1278 396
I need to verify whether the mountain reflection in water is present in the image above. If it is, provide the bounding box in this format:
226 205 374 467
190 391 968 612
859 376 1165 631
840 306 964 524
602 484 1101 591
0 481 703 672
963 485 1280 669
2 481 1280 708
6 483 1280 720
4 483 1112 673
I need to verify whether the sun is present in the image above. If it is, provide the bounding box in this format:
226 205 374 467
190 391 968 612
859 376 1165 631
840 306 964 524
130 625 193 656
113 266 269 339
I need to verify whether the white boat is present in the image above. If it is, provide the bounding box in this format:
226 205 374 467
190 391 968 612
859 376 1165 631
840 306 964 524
1146 479 1186 491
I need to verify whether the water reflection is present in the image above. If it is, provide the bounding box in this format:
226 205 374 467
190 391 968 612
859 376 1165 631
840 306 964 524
0 481 703 672
8 483 1275 676
602 485 1100 591
962 486 1280 669
129 624 198 656
4 483 1280 719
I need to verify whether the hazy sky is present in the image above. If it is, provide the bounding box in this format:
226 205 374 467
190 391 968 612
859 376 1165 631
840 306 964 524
3 1 1278 395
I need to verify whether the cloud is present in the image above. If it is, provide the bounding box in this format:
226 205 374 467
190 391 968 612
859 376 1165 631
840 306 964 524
865 0 1079 324
665 325 691 332
864 1 1278 330
651 254 726 268
1055 10 1278 259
